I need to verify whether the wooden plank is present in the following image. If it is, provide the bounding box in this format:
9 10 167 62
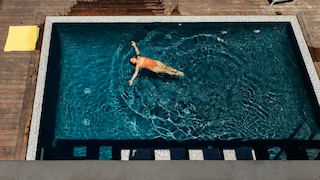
309 47 320 62
0 129 19 135
314 62 320 78
0 119 21 125
0 101 23 108
0 146 16 160
0 99 23 105
0 105 23 114
0 84 26 89
15 51 39 160
0 76 27 81
0 79 27 85
0 134 18 142
0 140 18 147
0 113 21 120
0 89 25 95
0 123 20 130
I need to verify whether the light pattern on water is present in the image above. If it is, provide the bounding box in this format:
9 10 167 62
51 23 319 143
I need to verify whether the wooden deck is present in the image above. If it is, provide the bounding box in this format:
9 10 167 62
0 0 320 160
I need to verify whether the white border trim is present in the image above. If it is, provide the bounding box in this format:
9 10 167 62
290 18 320 102
46 15 297 23
26 16 320 160
26 19 54 160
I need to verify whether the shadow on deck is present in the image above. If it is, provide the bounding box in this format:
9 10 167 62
68 0 168 16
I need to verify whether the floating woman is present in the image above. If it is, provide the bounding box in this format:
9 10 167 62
128 41 184 86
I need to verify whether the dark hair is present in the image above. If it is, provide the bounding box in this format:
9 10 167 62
129 58 135 66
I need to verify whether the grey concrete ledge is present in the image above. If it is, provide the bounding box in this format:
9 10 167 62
27 16 320 160
1 161 320 179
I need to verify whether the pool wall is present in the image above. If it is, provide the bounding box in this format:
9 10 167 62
26 16 320 160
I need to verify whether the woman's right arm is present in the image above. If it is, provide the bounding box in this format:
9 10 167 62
131 41 140 56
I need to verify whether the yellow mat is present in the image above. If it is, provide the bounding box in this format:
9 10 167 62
4 25 39 52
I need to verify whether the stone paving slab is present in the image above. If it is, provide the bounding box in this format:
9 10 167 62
0 161 320 179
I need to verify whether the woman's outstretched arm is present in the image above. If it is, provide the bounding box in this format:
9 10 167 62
129 65 140 86
131 41 140 56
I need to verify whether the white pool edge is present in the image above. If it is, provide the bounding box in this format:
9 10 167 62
26 16 320 160
290 18 320 102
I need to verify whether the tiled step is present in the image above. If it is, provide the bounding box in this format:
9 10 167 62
223 147 256 160
121 149 154 160
154 149 170 160
121 147 256 160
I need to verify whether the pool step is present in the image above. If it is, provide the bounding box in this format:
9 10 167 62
223 147 256 160
154 149 171 160
121 149 154 160
121 147 256 160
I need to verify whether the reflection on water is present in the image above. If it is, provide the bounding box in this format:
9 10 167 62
51 23 319 143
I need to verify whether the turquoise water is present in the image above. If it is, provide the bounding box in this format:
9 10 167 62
43 23 320 159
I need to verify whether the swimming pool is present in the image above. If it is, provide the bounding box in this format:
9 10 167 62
27 16 320 160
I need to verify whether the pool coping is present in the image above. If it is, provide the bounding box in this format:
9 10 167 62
26 16 320 160
1 160 320 179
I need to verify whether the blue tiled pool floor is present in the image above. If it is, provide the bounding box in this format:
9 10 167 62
38 22 320 160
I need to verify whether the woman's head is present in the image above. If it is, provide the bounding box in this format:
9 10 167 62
130 58 137 66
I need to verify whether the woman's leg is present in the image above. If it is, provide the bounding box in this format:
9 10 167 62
163 65 184 76
152 61 184 76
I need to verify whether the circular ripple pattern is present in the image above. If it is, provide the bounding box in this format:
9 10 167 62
52 23 319 142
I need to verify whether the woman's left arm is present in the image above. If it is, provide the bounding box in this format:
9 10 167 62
129 65 140 86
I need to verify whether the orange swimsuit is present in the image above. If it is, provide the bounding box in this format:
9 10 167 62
141 57 157 69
